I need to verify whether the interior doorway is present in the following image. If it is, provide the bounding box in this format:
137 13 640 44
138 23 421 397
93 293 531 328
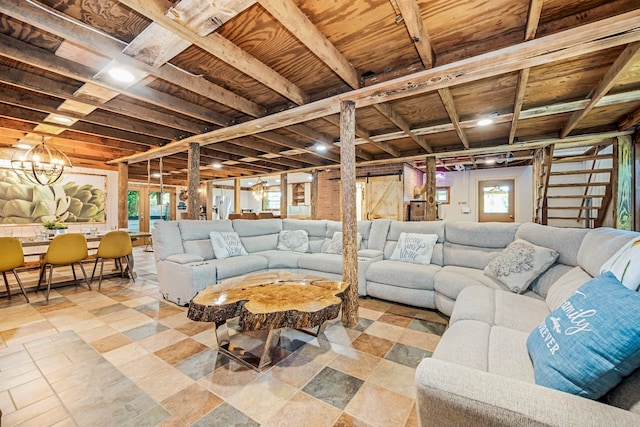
128 185 175 246
478 179 515 222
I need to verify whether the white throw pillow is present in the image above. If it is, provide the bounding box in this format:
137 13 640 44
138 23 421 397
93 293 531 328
322 232 363 254
484 239 558 294
277 230 309 253
600 237 640 291
390 232 438 265
209 231 248 259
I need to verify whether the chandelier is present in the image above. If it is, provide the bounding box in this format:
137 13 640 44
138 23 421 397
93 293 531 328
11 137 72 185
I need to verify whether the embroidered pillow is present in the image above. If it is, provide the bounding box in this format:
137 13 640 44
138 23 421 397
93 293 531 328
277 230 309 253
322 232 363 254
389 233 438 265
600 237 640 291
484 239 558 293
209 231 248 259
526 272 640 399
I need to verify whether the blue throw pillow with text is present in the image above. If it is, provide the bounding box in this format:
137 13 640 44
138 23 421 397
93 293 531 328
526 272 640 399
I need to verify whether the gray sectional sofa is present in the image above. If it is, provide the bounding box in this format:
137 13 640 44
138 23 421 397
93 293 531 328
152 218 640 424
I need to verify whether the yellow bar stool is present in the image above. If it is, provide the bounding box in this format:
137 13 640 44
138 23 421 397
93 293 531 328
90 230 134 290
37 233 90 301
0 237 30 302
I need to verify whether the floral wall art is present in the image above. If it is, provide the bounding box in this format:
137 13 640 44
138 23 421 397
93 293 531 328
0 169 106 224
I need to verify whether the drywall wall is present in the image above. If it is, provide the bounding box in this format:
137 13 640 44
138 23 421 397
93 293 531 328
436 165 533 223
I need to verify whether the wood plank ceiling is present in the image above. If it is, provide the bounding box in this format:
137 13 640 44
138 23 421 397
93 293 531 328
0 0 639 185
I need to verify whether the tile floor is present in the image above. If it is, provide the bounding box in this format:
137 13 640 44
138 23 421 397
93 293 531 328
0 248 448 426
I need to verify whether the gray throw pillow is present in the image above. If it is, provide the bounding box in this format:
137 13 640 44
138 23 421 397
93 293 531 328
209 231 248 259
321 232 363 254
389 232 438 265
277 230 309 253
484 239 558 293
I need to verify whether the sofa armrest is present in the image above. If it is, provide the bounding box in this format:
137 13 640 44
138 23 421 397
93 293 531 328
415 358 639 427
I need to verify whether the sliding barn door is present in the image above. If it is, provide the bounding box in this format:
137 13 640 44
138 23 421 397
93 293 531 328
364 176 403 220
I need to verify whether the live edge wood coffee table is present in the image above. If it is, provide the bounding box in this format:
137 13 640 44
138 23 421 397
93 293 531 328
187 271 349 371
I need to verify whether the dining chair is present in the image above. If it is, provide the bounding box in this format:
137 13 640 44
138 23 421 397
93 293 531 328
257 212 274 219
228 213 242 220
0 237 30 302
89 230 134 290
37 233 90 301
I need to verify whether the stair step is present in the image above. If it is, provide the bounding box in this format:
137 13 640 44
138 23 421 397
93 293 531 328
549 168 611 176
547 183 608 188
553 154 613 164
546 195 606 199
547 216 596 221
547 206 601 210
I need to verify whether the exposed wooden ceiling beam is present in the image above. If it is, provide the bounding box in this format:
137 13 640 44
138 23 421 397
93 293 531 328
0 0 264 119
118 0 308 105
396 0 468 150
254 131 340 163
108 9 640 164
372 103 434 153
619 107 640 131
561 42 640 138
525 0 545 40
257 0 360 89
321 116 398 158
395 0 434 67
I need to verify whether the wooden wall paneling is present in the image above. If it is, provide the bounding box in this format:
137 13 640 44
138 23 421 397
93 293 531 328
339 100 358 327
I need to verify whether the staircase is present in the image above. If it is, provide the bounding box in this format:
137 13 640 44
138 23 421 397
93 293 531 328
534 144 614 228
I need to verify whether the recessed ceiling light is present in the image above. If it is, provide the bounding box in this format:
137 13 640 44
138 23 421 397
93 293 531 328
275 179 280 183
477 118 494 126
152 172 161 178
212 163 222 169
108 67 135 83
315 143 327 152
307 176 313 181
51 115 74 124
485 158 496 165
16 143 31 150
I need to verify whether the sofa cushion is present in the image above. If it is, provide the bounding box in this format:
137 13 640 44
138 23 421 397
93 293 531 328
276 229 309 253
545 266 593 311
183 239 215 261
283 218 327 237
435 265 504 302
209 231 248 259
232 218 282 236
515 222 588 266
389 232 438 265
179 220 233 240
151 221 184 261
443 242 503 270
445 221 519 248
527 272 640 399
600 237 640 291
321 231 363 254
366 260 439 290
606 368 640 414
367 219 391 251
297 253 342 275
253 250 302 269
484 239 559 294
529 263 574 299
577 227 639 278
214 255 268 281
450 286 549 333
165 253 204 264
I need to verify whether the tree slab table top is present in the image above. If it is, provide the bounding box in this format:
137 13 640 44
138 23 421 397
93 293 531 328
187 271 349 371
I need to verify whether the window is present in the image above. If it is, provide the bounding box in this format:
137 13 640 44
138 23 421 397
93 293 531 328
436 187 450 204
263 190 281 211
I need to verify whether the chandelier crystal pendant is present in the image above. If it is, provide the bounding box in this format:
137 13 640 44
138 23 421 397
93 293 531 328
11 137 72 185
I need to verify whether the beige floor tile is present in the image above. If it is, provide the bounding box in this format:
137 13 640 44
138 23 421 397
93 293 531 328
1 395 64 426
397 329 440 352
366 359 416 398
0 304 45 332
269 352 326 388
10 377 54 409
413 309 449 324
328 348 381 380
364 321 406 342
295 339 340 366
226 374 297 425
197 361 261 399
102 309 155 332
358 307 384 321
0 390 15 415
117 353 170 384
190 328 218 349
334 412 375 427
136 363 194 402
136 328 190 353
160 382 223 424
154 338 208 365
75 324 120 343
34 351 73 376
1 320 56 343
0 368 42 393
90 333 132 354
351 334 394 358
263 391 342 427
18 403 71 427
405 404 419 427
102 342 150 366
321 324 361 346
345 383 414 427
